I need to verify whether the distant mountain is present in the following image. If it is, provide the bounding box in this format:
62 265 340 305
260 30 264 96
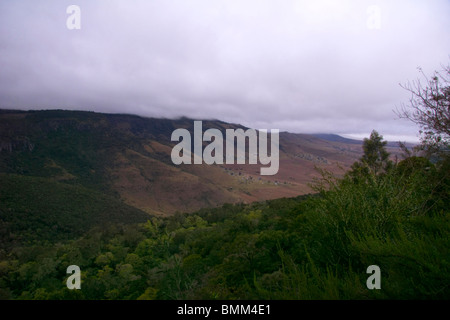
312 133 362 145
313 132 417 149
0 109 370 220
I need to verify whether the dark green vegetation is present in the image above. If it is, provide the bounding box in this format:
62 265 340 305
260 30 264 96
0 102 448 299
0 137 448 299
0 173 149 255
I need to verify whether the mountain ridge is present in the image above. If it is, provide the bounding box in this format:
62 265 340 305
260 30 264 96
0 109 404 216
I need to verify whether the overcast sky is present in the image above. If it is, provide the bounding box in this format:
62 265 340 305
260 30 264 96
1 0 449 142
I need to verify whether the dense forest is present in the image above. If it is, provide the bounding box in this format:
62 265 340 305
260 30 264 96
0 131 448 299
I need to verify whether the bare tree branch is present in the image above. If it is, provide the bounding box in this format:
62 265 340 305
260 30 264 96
395 63 450 151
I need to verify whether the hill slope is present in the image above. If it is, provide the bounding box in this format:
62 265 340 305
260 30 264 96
0 173 149 255
0 109 372 216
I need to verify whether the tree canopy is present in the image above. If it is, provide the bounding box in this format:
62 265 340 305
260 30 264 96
349 130 393 179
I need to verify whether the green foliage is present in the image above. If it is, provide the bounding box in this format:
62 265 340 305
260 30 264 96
1 110 448 299
350 130 393 179
0 133 448 299
0 173 149 255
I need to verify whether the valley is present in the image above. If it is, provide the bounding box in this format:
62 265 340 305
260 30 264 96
0 109 377 216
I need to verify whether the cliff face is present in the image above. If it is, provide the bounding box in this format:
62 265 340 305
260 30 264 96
0 138 34 153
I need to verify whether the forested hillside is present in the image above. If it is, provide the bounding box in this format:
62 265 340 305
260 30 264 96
0 109 365 215
0 99 448 300
1 142 448 299
0 173 149 255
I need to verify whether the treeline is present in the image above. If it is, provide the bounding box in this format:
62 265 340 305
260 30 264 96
0 136 448 299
